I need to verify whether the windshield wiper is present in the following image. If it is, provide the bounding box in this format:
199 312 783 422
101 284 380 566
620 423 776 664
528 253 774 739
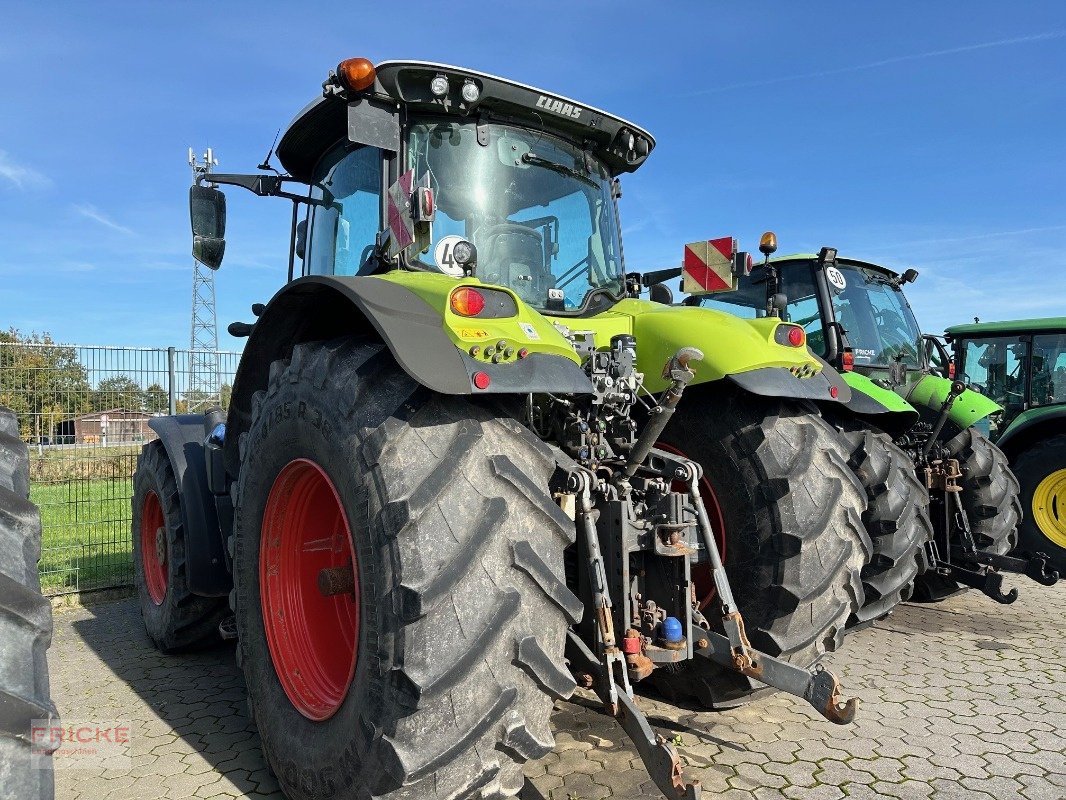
521 153 599 188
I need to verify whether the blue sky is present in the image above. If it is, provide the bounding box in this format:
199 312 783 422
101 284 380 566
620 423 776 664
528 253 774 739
1 1 1064 350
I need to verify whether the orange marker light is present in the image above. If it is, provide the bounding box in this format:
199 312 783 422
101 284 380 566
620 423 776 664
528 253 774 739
337 58 376 92
450 287 486 317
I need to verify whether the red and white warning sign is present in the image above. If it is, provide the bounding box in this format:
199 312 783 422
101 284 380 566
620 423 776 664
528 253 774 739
682 237 737 295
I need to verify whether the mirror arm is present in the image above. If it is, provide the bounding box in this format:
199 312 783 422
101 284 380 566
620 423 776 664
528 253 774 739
200 173 314 205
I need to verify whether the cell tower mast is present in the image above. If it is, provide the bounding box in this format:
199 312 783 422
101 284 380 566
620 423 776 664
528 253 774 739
188 147 221 411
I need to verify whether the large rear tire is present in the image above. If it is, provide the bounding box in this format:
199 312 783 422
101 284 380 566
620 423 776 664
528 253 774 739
0 407 58 800
232 339 580 800
131 441 227 652
833 420 932 625
1009 434 1066 575
912 426 1021 602
650 387 869 708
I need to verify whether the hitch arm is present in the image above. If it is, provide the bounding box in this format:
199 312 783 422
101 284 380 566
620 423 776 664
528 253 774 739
567 632 702 800
680 458 857 724
949 546 1059 586
694 631 857 724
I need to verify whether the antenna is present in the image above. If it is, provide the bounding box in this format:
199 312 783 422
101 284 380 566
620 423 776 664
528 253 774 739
258 129 282 174
187 147 222 412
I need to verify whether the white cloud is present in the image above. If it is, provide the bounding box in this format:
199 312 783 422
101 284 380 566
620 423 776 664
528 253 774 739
73 204 135 236
0 149 50 189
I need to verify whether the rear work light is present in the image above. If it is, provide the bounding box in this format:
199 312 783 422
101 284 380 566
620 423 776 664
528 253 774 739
450 287 486 317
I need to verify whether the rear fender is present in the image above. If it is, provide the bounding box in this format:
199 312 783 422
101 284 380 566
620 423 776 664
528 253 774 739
997 406 1066 460
626 302 848 403
224 275 592 476
905 374 1001 429
834 371 920 434
148 415 231 597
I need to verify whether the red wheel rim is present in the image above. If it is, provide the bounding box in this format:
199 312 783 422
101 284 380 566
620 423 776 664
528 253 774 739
261 459 359 721
140 490 168 605
656 442 727 610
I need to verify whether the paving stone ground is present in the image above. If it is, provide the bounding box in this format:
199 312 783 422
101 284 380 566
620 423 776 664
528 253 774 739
51 584 1066 800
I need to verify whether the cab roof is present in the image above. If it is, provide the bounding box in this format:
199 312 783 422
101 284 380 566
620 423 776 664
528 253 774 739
277 59 656 182
770 253 898 276
945 317 1066 337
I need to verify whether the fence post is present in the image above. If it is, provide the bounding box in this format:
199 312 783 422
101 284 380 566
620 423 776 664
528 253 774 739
167 347 177 415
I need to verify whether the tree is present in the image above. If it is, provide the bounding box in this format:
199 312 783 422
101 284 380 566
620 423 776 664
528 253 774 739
93 375 145 412
0 329 91 440
143 382 169 414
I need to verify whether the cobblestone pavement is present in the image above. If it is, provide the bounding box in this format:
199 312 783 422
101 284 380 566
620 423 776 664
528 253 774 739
51 585 1066 800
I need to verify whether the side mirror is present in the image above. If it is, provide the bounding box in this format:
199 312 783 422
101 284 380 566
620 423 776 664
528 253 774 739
190 184 227 270
649 283 674 305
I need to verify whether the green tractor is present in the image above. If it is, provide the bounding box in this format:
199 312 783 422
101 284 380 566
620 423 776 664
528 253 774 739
132 58 874 799
687 245 1058 609
943 317 1066 573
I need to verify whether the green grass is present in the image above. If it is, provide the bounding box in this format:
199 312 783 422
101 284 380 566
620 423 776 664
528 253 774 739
32 477 135 594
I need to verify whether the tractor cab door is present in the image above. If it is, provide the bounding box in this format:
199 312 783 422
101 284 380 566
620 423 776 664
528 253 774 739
302 144 386 278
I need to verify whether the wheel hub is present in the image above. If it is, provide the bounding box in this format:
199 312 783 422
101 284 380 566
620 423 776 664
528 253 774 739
1033 468 1066 549
140 490 168 606
155 527 167 565
260 459 360 721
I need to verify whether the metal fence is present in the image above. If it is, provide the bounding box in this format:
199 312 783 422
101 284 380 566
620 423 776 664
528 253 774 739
0 341 241 596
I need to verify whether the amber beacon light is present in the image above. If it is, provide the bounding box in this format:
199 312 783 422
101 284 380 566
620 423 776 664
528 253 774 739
337 58 376 91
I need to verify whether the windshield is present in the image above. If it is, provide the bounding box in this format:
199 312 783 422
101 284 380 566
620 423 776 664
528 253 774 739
407 118 624 313
829 265 923 368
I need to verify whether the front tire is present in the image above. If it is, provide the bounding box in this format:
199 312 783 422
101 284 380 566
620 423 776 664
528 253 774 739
131 441 227 652
651 387 870 708
1011 434 1066 574
232 339 580 800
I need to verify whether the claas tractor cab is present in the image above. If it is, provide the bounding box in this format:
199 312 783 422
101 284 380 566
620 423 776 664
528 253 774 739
945 317 1066 573
687 243 1057 611
134 59 875 800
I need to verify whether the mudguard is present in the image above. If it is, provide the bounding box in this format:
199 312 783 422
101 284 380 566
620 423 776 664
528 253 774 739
223 274 593 476
619 301 848 402
997 405 1066 459
837 371 920 430
147 415 231 597
905 374 1001 429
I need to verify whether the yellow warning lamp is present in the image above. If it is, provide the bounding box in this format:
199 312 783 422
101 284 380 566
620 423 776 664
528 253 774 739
336 58 377 92
759 231 778 258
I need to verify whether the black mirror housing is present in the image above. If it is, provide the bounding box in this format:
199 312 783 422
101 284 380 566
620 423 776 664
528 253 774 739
190 184 227 269
193 235 226 270
190 184 227 239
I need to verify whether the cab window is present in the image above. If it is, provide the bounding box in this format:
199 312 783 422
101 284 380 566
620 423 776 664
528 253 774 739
305 145 383 277
1032 333 1066 407
963 336 1028 415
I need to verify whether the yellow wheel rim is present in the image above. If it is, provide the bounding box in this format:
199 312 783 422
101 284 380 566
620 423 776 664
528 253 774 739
1032 468 1066 549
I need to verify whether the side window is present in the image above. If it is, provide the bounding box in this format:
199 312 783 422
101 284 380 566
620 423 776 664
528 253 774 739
780 267 825 355
964 336 1027 412
1033 334 1066 406
306 145 382 277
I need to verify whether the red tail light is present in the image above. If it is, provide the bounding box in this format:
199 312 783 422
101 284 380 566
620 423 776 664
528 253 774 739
948 361 956 379
450 287 486 317
787 326 805 347
842 350 854 372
